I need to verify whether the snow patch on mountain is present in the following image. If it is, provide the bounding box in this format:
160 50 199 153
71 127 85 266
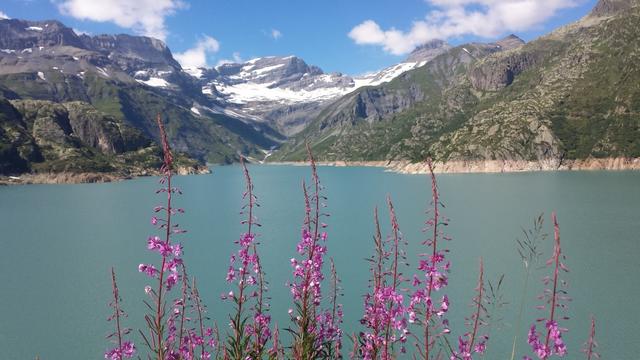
137 77 169 87
183 66 204 78
213 80 352 104
353 62 420 88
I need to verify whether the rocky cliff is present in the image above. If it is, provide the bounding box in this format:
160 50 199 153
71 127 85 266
0 97 206 178
273 1 640 167
0 18 283 168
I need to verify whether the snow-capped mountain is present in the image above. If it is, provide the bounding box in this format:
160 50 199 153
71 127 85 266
0 18 283 163
0 18 205 95
0 17 456 145
185 40 452 135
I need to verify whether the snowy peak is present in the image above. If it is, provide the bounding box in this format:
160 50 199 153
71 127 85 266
351 40 451 88
204 56 355 106
0 19 84 49
215 56 324 87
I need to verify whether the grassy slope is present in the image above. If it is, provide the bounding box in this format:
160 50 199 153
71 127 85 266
274 7 640 163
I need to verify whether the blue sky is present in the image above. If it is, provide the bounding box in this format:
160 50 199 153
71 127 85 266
1 0 598 75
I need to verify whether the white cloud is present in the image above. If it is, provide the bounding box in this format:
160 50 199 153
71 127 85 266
56 0 187 40
0 11 10 20
174 35 220 68
349 0 578 55
271 29 282 40
215 52 243 67
73 28 92 36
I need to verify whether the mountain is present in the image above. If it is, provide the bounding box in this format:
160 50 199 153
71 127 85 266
0 97 205 178
4 0 638 176
273 0 640 164
0 18 283 174
187 39 452 136
0 17 447 175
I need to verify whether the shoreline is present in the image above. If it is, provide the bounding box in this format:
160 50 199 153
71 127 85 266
3 157 639 185
266 157 640 174
0 166 211 186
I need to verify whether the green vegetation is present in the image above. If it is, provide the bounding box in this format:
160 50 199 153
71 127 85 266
275 6 640 164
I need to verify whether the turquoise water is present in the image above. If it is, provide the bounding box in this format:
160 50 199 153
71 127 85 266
1 166 639 359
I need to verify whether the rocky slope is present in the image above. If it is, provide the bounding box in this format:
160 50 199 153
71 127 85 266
273 0 640 165
3 0 639 176
190 40 452 136
0 18 283 170
0 97 205 178
0 17 444 173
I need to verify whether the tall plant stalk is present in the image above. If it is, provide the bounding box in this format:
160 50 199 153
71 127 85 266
409 158 452 360
525 212 570 359
511 214 546 360
224 158 271 360
105 268 135 359
138 114 186 359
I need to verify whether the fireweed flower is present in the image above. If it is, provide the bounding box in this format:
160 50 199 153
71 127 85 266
451 259 489 360
288 145 341 359
189 278 216 359
164 273 218 360
138 114 187 359
525 213 570 359
409 158 452 359
105 268 136 360
223 158 271 359
358 197 409 360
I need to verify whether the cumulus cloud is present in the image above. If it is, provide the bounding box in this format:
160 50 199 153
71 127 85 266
56 0 187 40
216 52 243 67
0 11 10 20
174 35 220 69
349 0 578 55
271 29 282 40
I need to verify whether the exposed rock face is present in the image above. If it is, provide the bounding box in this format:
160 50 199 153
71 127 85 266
0 20 181 77
274 3 640 166
322 84 426 129
387 157 640 174
405 39 451 63
195 43 456 136
0 19 84 49
0 17 283 165
591 0 638 16
494 34 526 51
82 34 179 70
469 49 542 91
0 98 41 173
286 39 513 146
466 35 530 91
11 99 147 154
0 98 172 175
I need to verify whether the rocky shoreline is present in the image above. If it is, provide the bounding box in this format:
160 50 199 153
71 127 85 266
267 157 640 174
0 165 211 185
3 158 638 185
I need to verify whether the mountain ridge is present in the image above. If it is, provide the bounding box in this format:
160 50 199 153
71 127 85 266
1 0 638 178
271 2 640 164
0 17 285 174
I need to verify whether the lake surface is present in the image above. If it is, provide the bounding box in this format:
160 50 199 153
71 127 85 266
1 165 639 359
